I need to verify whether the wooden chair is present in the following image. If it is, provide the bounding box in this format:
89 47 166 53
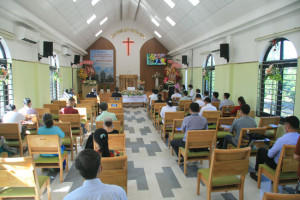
237 110 255 118
197 147 251 200
258 116 280 139
220 105 236 117
24 114 39 135
35 108 50 121
80 100 98 116
0 157 51 200
116 113 124 133
44 104 60 120
59 114 83 146
0 123 27 156
52 100 67 110
75 107 91 132
54 122 77 161
146 97 151 116
149 100 156 119
215 117 236 145
27 135 69 183
262 193 300 200
178 100 192 111
76 104 94 125
170 119 184 152
0 152 8 157
211 102 220 109
108 107 124 114
96 121 121 133
161 111 185 142
100 156 128 193
109 97 123 103
93 134 126 155
153 103 166 128
179 130 216 175
108 103 123 108
228 127 267 156
172 97 181 106
182 100 193 115
258 145 299 193
202 111 221 130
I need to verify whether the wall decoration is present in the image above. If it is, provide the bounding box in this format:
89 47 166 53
111 28 146 39
123 38 134 56
90 50 114 83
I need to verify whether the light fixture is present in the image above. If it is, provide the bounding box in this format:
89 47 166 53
166 16 176 26
151 18 159 27
164 0 175 8
95 29 102 37
189 0 200 6
100 17 108 25
73 0 77 2
91 0 100 6
87 14 96 24
154 31 161 38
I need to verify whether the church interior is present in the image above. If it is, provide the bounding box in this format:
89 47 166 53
0 0 300 199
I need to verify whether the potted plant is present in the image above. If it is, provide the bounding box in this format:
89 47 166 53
107 85 111 93
100 85 104 93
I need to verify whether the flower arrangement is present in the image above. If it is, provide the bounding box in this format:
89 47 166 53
77 65 96 81
163 60 182 84
202 69 209 81
0 66 8 84
264 64 282 82
137 80 145 90
82 80 97 85
166 80 175 85
121 90 144 96
152 72 162 79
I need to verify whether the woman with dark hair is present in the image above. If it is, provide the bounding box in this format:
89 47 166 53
93 128 119 157
181 84 186 95
231 96 246 115
160 98 177 124
38 113 65 157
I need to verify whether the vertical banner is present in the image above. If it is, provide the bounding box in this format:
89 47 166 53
90 50 114 83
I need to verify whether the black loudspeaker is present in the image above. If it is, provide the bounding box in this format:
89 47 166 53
74 55 80 64
43 41 53 57
220 43 229 62
182 55 188 65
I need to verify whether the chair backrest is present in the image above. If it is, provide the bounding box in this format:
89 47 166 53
202 111 221 124
54 122 72 139
108 103 123 108
179 100 192 112
210 147 251 180
238 128 267 148
153 103 166 116
107 107 124 114
172 119 184 132
96 121 121 133
27 135 61 156
43 104 59 115
185 130 216 150
35 108 50 120
221 105 236 117
108 134 126 153
216 117 237 132
0 123 21 140
52 100 67 109
81 99 97 106
211 102 220 109
24 114 39 131
100 156 127 192
172 97 180 104
164 111 185 126
0 157 39 193
75 107 88 120
84 97 98 104
116 113 124 123
237 110 255 118
262 192 300 200
59 114 81 128
109 97 123 103
258 116 280 127
277 145 298 173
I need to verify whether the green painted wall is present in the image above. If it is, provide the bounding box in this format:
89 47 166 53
60 67 73 95
192 67 202 90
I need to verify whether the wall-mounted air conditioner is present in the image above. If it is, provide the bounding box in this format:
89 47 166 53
14 25 40 44
62 46 72 56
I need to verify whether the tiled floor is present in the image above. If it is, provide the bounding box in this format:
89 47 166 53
38 107 296 199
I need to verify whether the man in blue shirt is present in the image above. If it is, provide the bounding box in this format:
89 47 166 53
250 116 300 181
170 102 208 158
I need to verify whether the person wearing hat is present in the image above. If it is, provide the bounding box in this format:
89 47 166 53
160 98 177 124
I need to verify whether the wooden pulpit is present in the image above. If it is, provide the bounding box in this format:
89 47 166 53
119 75 138 91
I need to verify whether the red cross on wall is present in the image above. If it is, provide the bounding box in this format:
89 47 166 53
123 37 134 56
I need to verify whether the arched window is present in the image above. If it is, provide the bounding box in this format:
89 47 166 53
257 38 297 119
49 53 60 100
0 38 14 119
202 54 215 95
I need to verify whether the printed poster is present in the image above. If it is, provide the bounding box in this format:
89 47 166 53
90 50 114 83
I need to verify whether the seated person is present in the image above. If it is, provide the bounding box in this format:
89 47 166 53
86 88 98 98
212 92 220 102
195 94 205 107
38 113 65 157
64 149 127 200
103 117 119 134
94 128 119 157
199 97 217 116
222 104 256 149
2 104 26 140
111 87 122 97
149 89 159 109
188 84 195 100
179 91 190 102
19 98 39 119
170 103 208 157
62 89 72 100
171 89 182 99
250 116 300 181
231 96 246 116
160 98 177 124
219 93 234 110
294 135 300 194
180 84 186 95
96 102 117 121
196 89 203 99
68 88 75 96
203 91 209 100
154 94 165 103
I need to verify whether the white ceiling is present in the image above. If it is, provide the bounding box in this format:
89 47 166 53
1 0 298 54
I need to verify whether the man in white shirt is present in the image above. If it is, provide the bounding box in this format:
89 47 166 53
188 84 195 100
219 93 234 110
203 91 209 100
199 97 217 116
171 89 182 99
64 149 127 200
160 98 177 124
195 94 205 107
149 89 159 108
196 89 203 99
